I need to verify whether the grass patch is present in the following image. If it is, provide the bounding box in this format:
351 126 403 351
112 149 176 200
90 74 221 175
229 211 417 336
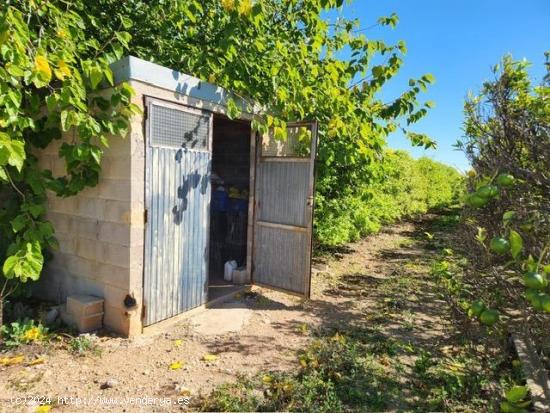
199 331 402 412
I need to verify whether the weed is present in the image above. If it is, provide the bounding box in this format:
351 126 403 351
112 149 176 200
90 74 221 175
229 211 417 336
200 332 401 412
0 319 48 348
68 334 100 356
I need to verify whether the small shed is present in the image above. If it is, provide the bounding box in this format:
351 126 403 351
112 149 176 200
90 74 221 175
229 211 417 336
36 56 318 336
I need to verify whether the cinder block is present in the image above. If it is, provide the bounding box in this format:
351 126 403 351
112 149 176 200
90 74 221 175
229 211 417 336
75 238 100 261
95 262 130 288
67 294 104 318
102 157 132 180
76 197 105 219
75 218 100 240
75 312 104 333
48 196 77 215
103 304 129 335
65 254 96 280
101 243 130 267
104 200 131 223
51 158 67 177
98 179 132 202
98 221 131 246
48 212 74 235
58 237 76 255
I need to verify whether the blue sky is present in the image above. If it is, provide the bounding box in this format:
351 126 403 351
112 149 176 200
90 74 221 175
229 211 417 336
327 0 550 171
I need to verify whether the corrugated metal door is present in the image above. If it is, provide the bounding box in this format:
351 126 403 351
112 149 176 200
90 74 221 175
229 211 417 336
253 121 318 296
143 99 212 326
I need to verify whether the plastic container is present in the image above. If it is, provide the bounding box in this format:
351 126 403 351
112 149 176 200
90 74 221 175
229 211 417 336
224 260 238 281
212 187 228 212
232 267 249 285
228 198 248 212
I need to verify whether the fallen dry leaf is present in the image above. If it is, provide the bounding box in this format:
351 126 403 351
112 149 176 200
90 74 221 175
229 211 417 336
28 357 46 366
169 361 184 370
174 339 183 347
0 355 25 366
179 387 192 396
35 405 52 413
202 354 219 362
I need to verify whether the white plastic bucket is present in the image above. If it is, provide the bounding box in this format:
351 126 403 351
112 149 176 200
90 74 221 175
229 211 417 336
224 260 238 281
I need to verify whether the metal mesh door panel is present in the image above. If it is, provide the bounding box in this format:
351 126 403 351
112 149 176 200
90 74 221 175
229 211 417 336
150 104 210 150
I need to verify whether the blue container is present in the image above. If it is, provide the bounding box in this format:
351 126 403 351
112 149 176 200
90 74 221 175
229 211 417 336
228 198 248 212
212 189 228 212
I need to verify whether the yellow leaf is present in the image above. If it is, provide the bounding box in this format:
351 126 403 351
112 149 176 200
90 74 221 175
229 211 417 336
202 354 219 362
221 0 235 11
169 361 183 370
57 29 67 39
331 332 346 344
179 387 192 396
0 355 25 366
34 55 52 82
282 382 294 392
262 374 272 383
174 339 183 347
0 30 9 46
28 357 46 366
35 405 52 413
22 326 44 342
238 0 252 16
54 60 71 81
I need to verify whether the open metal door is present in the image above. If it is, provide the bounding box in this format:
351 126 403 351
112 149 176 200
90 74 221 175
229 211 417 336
143 98 212 326
252 121 318 297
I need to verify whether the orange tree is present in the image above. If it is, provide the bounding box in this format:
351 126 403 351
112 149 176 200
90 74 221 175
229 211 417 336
457 55 549 364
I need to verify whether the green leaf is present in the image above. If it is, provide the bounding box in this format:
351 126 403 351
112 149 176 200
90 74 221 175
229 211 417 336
11 214 28 233
2 242 44 282
505 385 528 403
475 227 487 243
104 67 114 86
60 111 69 132
503 211 516 223
119 15 133 29
509 230 523 259
27 203 46 219
226 98 240 120
114 31 131 47
89 67 103 89
0 132 26 171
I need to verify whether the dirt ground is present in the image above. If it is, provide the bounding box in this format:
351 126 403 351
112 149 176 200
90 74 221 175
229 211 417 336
0 218 460 412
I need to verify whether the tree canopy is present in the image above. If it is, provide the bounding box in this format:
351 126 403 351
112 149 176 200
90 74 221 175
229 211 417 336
1 0 436 294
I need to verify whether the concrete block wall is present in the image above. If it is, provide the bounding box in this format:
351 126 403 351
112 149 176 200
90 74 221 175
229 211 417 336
35 98 144 336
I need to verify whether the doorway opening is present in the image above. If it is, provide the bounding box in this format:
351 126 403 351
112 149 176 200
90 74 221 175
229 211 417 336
208 115 252 301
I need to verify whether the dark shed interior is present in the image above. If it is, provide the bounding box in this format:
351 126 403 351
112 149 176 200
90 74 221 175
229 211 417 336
208 115 251 286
